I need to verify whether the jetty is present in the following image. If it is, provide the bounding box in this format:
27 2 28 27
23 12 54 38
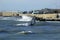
0 8 60 21
0 13 60 21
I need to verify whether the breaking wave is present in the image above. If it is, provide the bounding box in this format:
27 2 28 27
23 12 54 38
0 16 35 26
0 16 33 21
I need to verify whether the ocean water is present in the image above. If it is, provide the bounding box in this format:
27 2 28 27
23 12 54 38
0 18 60 40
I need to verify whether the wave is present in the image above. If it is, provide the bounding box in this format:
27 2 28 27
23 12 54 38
15 23 30 26
0 16 33 22
0 17 21 21
16 31 33 34
0 16 36 26
16 16 33 21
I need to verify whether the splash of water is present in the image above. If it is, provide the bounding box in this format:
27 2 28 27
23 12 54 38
0 16 33 21
0 16 35 26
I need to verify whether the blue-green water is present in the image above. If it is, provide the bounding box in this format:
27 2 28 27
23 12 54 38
0 20 60 40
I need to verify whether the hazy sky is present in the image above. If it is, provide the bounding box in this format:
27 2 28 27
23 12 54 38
0 0 59 11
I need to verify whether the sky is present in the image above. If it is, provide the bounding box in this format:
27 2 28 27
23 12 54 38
0 0 60 11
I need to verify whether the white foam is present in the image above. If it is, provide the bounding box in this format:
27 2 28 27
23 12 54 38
0 15 36 26
0 15 33 22
16 31 32 34
16 23 30 26
16 15 32 21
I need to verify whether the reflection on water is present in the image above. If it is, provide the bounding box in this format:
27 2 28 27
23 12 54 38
0 20 60 40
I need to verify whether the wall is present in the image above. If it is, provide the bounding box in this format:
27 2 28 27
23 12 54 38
2 12 17 16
